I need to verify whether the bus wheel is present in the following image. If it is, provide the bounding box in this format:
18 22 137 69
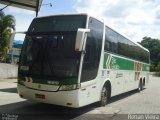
143 78 145 87
138 80 143 91
98 85 108 106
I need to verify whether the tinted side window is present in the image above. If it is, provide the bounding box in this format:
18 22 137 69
135 46 149 63
105 26 149 63
117 36 127 57
105 27 118 53
81 17 103 82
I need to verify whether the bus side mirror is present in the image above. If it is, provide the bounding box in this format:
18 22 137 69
75 28 90 52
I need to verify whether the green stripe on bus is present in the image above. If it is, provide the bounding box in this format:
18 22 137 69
103 53 108 68
103 52 149 71
110 56 134 70
32 78 78 85
18 77 78 85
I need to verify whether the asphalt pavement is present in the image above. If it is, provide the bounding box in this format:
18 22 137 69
0 76 160 120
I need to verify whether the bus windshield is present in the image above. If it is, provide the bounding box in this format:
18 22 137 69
19 15 87 80
28 15 87 33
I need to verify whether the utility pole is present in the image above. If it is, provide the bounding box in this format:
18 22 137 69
36 2 52 16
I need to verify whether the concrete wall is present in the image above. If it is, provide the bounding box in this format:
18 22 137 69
0 63 18 79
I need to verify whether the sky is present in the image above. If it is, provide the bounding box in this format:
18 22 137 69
0 0 160 42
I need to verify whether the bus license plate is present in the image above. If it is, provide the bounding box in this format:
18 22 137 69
35 94 45 99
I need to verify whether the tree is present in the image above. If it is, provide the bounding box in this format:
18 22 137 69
139 37 160 72
0 11 15 60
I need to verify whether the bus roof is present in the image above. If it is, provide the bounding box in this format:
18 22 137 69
35 13 88 19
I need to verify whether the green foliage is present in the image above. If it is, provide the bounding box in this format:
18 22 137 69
0 11 15 60
155 64 160 77
139 37 160 72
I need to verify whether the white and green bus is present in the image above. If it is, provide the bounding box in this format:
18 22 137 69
18 13 150 108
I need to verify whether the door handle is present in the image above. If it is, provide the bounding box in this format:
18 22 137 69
92 86 96 88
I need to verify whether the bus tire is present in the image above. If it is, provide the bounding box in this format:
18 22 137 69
138 80 143 91
143 78 145 87
98 85 108 106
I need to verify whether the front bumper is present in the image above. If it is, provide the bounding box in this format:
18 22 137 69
17 84 80 108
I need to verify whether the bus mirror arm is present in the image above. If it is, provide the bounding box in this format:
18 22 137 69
75 28 90 52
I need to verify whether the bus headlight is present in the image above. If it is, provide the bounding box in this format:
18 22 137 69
59 84 81 91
